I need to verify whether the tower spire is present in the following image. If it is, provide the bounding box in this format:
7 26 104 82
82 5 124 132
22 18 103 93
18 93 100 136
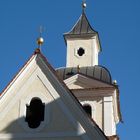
82 0 87 13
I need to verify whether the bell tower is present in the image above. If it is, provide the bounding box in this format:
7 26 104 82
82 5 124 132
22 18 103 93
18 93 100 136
56 1 122 139
64 2 101 67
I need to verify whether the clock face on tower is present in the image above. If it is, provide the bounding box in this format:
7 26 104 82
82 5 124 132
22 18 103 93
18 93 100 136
77 47 85 56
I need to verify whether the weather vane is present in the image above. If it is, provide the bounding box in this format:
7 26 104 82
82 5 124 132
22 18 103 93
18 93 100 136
36 26 44 49
82 0 87 13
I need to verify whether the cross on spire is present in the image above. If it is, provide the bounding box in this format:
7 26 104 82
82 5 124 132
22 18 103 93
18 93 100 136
39 26 43 37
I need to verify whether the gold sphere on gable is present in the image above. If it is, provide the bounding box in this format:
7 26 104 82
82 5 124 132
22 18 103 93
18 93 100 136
37 37 44 46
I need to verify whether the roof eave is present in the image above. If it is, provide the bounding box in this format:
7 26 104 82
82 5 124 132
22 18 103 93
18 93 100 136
63 32 102 52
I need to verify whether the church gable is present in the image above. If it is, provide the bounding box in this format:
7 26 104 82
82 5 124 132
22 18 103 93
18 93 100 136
0 50 107 140
64 74 114 90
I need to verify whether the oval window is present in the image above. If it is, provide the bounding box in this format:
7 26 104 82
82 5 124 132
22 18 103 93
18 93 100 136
25 98 45 129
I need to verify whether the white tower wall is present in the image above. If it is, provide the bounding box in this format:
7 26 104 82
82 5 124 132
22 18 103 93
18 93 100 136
66 37 99 67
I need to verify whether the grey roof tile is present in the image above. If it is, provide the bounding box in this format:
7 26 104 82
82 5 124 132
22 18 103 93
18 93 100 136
56 66 112 84
65 12 97 36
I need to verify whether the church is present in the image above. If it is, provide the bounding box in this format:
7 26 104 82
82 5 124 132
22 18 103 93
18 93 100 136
0 1 122 140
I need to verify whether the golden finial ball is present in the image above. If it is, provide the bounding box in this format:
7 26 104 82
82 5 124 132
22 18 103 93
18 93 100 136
82 2 87 9
113 80 117 85
37 37 44 46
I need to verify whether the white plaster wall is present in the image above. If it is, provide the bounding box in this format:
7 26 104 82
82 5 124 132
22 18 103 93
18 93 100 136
91 37 99 66
66 38 99 67
103 96 116 136
79 97 103 130
71 85 117 136
0 72 76 134
0 65 86 140
80 101 96 120
78 94 117 136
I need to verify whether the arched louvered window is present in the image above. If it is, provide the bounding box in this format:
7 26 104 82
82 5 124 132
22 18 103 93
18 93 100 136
83 104 92 117
25 98 45 128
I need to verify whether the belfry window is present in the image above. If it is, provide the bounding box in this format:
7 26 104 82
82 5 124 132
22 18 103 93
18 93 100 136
77 47 85 56
25 98 45 128
83 104 92 117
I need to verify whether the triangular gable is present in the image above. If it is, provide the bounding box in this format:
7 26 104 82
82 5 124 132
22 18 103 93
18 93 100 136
64 74 114 90
0 49 107 140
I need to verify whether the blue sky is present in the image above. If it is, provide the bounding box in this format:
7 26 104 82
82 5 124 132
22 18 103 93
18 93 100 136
0 0 139 139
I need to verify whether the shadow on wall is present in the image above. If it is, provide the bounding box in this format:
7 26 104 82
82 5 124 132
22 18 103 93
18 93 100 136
0 97 90 140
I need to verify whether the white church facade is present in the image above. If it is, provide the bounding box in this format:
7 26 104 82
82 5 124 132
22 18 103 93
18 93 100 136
0 2 122 140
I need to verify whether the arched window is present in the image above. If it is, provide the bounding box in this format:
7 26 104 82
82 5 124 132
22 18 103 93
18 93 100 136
25 98 45 128
83 104 92 117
